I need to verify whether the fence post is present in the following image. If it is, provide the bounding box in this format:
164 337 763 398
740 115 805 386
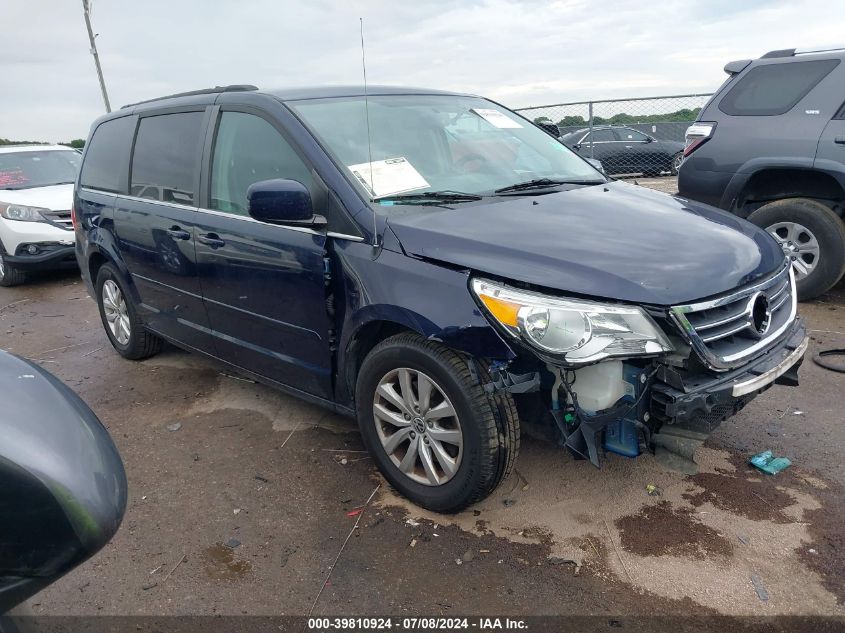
588 101 594 159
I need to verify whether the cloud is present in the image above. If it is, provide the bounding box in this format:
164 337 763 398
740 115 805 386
0 0 841 140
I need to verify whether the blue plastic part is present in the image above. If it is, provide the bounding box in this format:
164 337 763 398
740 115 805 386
604 419 640 457
749 450 792 475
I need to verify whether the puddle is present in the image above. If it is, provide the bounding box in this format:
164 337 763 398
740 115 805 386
202 543 252 581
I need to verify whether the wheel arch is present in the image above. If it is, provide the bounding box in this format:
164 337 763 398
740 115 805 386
728 166 845 219
336 306 516 409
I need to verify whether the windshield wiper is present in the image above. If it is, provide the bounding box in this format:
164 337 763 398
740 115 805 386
494 178 602 194
375 190 483 204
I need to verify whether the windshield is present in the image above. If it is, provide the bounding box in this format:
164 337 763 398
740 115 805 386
289 94 604 201
0 149 81 190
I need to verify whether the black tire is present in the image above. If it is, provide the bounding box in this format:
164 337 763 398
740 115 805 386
95 263 163 360
747 198 845 301
356 332 519 513
0 253 26 287
670 152 683 176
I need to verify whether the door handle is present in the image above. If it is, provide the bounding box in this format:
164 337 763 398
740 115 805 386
166 226 191 241
625 145 633 149
835 136 845 145
197 233 226 249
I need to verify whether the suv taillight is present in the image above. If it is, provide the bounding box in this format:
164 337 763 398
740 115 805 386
70 204 78 231
683 122 716 157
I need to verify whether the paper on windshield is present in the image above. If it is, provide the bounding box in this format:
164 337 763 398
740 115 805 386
471 108 523 129
347 157 430 198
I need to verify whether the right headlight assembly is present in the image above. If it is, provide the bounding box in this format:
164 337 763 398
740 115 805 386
471 278 673 364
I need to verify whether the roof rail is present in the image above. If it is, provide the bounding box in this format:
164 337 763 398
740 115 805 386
761 45 845 59
121 85 259 109
795 45 845 55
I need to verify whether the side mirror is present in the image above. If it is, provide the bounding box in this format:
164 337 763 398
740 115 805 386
0 350 126 613
247 179 326 228
573 144 581 151
587 158 605 174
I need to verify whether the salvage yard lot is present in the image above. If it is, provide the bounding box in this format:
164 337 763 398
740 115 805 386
1 195 843 617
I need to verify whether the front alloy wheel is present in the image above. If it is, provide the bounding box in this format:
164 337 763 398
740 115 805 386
356 332 519 513
373 368 463 486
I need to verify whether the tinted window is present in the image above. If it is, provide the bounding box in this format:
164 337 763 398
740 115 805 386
618 129 648 142
210 112 312 216
586 129 617 142
131 112 204 205
719 59 840 116
80 116 136 193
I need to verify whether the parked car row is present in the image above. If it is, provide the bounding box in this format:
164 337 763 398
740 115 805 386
2 48 839 615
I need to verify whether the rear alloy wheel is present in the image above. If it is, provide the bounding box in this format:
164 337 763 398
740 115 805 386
356 332 519 513
0 253 26 287
670 152 683 176
96 263 163 360
748 198 845 301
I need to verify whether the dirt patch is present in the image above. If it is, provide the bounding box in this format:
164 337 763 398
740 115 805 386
616 501 733 559
799 484 845 605
683 472 797 523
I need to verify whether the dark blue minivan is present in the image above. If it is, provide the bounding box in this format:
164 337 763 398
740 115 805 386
74 85 808 512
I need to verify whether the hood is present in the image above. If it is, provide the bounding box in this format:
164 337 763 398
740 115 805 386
0 183 74 211
386 181 785 306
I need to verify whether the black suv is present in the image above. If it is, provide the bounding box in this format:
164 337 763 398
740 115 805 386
678 46 845 300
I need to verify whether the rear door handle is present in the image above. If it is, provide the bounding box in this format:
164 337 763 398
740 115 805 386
166 226 191 241
197 233 226 249
835 136 845 145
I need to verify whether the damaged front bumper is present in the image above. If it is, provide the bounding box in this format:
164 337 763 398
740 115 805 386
502 316 808 474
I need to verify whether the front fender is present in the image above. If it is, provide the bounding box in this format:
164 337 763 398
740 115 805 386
333 243 516 405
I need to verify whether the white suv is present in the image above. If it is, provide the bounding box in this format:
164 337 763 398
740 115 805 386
0 145 80 286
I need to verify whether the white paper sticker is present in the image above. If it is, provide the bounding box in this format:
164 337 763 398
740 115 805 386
347 157 430 198
471 108 523 129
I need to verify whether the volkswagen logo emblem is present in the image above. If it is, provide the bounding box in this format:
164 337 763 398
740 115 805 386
750 292 772 337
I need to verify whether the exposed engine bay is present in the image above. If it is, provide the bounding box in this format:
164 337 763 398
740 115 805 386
486 317 808 474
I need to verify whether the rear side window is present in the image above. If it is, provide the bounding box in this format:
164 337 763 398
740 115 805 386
80 116 136 193
719 59 840 116
586 129 617 142
131 112 204 205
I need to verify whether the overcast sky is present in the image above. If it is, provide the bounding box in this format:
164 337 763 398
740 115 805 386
1 0 842 141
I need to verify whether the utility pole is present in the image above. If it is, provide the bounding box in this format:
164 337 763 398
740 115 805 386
82 0 111 112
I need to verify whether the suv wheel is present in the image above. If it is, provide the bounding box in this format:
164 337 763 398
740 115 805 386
96 263 163 360
748 198 845 301
356 332 519 513
0 253 26 287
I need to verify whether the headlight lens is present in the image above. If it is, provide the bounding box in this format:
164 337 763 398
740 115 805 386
472 278 673 364
0 202 50 223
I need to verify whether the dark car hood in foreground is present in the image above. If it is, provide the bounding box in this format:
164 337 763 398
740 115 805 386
387 181 785 306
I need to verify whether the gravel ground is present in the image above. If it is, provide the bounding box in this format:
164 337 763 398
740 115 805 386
1 196 843 618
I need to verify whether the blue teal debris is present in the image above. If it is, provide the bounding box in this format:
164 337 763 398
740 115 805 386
749 450 792 475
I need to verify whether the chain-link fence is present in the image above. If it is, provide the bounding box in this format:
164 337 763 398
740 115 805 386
514 94 712 178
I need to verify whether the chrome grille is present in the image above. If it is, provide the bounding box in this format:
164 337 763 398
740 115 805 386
41 210 73 230
669 263 796 371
